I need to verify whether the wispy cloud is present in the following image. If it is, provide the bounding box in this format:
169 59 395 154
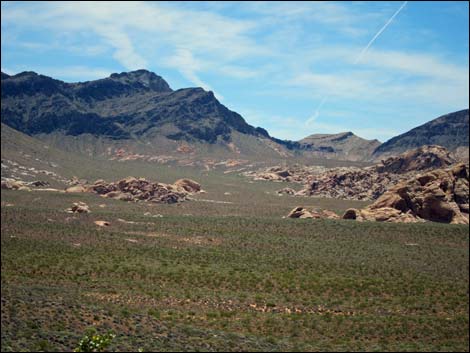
1 1 468 141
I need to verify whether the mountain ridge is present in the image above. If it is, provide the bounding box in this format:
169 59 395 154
373 109 469 160
2 70 468 163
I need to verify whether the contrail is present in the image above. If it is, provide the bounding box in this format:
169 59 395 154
306 1 408 126
353 1 408 64
306 96 328 126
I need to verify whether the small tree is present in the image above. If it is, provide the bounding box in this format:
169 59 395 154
74 328 116 352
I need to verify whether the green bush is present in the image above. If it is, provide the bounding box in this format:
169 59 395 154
74 328 115 352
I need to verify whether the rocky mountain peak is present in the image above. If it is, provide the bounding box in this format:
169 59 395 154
109 69 172 92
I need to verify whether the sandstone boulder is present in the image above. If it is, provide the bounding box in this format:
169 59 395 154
1 178 25 190
287 207 340 220
173 178 201 193
65 185 87 193
287 207 313 218
66 202 90 214
94 220 110 227
277 187 296 195
343 163 469 224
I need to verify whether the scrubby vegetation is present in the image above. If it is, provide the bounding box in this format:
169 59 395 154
1 186 468 351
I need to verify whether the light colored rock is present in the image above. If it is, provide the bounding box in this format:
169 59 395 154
67 202 90 214
94 220 110 227
287 207 339 220
344 163 469 224
173 178 202 193
1 179 24 190
277 187 296 195
375 145 455 174
65 185 87 193
287 207 313 219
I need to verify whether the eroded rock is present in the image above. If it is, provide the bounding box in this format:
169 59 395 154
287 207 340 220
342 163 469 224
86 176 202 204
66 202 90 214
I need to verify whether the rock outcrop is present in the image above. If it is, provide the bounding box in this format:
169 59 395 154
287 207 340 220
277 187 296 195
255 146 461 202
1 178 31 191
94 220 110 227
87 176 202 204
173 178 202 193
342 163 469 224
66 202 90 214
65 185 88 193
375 145 455 174
296 167 402 201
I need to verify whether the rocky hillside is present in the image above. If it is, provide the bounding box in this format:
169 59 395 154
375 145 456 174
298 132 381 162
3 70 467 163
1 70 271 144
0 70 382 163
373 109 469 160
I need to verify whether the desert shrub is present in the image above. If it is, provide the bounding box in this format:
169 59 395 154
74 328 115 352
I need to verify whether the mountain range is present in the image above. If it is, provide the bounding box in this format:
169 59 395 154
1 70 468 162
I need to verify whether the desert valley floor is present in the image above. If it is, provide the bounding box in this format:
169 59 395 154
1 156 469 352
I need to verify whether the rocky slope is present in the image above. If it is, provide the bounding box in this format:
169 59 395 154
3 70 467 163
373 109 469 160
375 145 456 174
1 70 283 159
298 132 381 162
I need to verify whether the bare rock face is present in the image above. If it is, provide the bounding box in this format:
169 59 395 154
375 145 455 174
86 176 201 204
343 163 469 224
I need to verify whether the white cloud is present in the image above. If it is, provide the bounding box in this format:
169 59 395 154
1 1 468 141
287 47 469 107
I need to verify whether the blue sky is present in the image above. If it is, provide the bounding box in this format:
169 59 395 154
1 1 468 142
